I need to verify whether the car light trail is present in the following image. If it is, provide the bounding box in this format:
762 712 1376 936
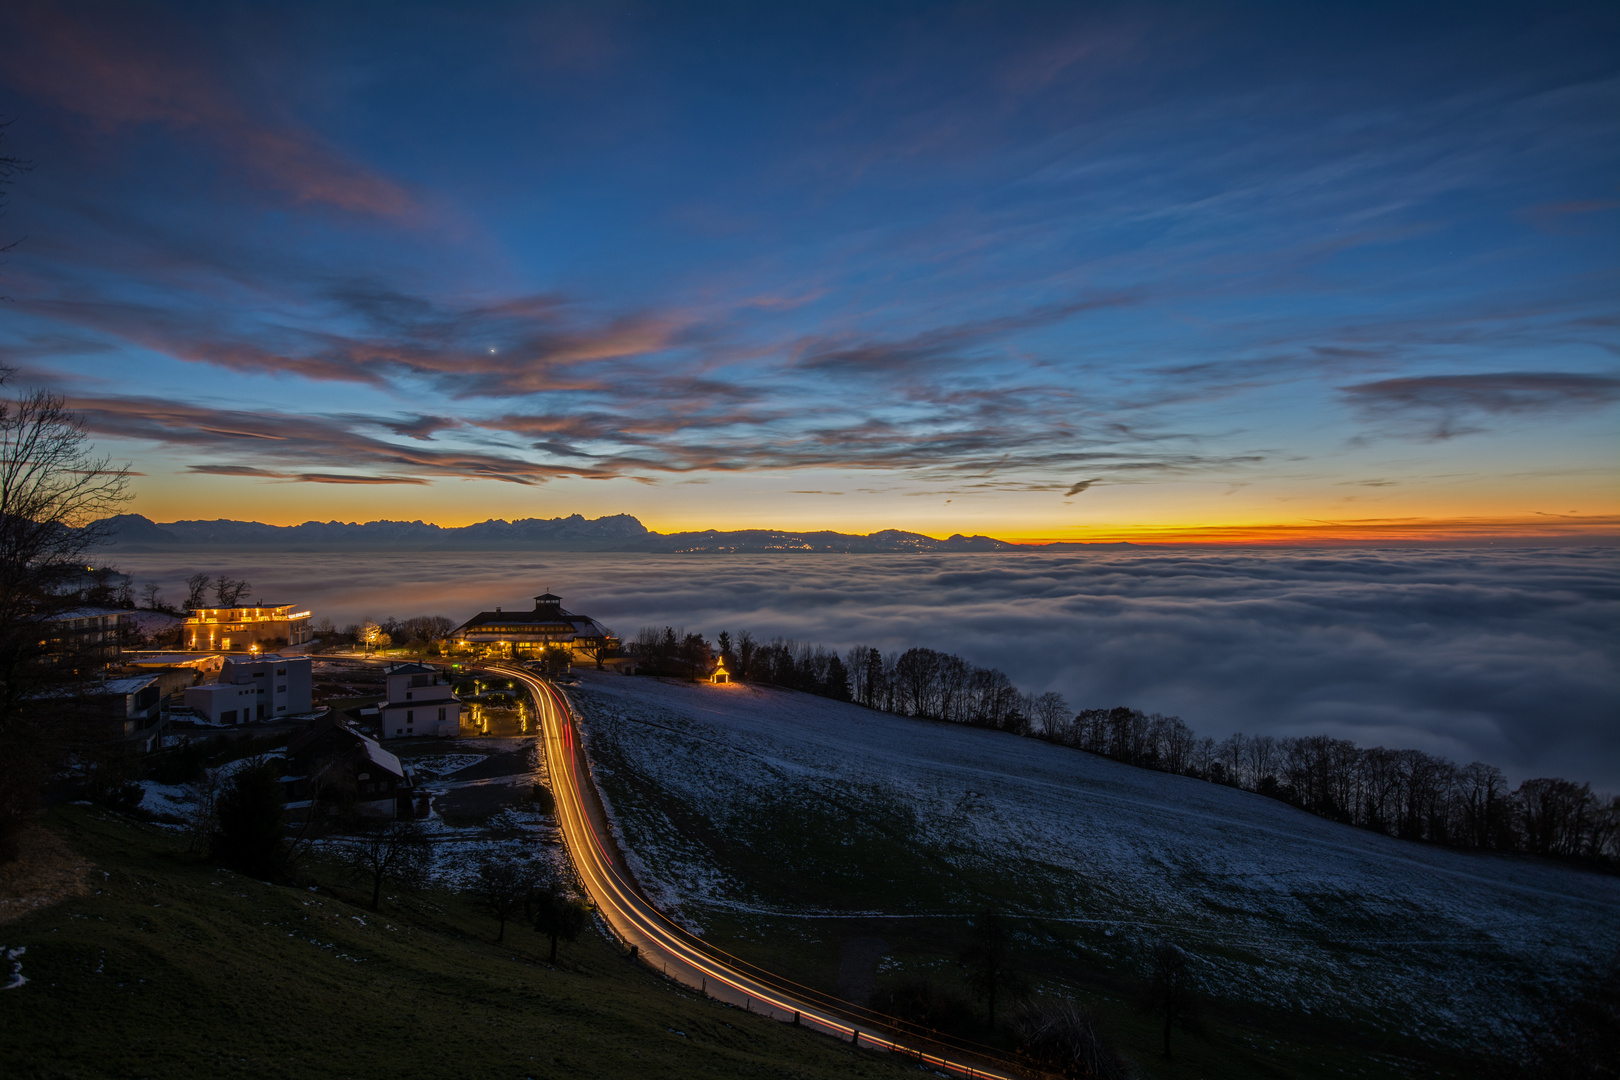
492 664 1037 1080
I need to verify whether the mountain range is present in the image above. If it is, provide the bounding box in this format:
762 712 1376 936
91 514 1127 554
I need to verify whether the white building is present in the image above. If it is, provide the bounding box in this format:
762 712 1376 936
183 655 313 724
378 662 459 739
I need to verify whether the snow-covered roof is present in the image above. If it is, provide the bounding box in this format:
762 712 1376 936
100 675 159 695
127 653 221 667
46 606 129 621
358 736 405 779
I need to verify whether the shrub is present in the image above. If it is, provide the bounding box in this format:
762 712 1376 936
1012 995 1128 1079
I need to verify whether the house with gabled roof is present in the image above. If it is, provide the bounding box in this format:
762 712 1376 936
379 662 460 740
448 592 618 664
283 714 416 820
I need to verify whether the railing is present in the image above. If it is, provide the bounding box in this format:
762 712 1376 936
493 662 1048 1080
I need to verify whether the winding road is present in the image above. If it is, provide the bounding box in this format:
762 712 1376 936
497 663 1029 1080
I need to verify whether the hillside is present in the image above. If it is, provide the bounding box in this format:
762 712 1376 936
567 671 1620 1066
1 808 918 1080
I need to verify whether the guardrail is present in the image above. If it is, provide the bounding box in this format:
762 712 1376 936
495 662 1049 1080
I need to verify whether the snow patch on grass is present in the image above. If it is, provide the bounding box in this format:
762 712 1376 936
567 671 1620 1048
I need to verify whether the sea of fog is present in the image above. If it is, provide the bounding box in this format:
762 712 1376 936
111 547 1619 789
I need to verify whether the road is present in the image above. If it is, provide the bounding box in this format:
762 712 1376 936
497 663 1030 1080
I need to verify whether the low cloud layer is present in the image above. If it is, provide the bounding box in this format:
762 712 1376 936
116 547 1620 788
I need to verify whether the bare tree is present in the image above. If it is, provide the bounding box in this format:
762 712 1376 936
528 862 590 962
0 116 31 289
0 370 132 860
1032 691 1071 740
1012 995 1128 1080
183 572 212 610
960 906 1023 1030
341 820 431 911
181 766 224 854
1142 942 1197 1058
213 575 251 606
469 856 538 942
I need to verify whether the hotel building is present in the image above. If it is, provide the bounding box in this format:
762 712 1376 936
185 604 312 652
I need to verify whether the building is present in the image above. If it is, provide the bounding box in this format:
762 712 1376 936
283 715 416 820
42 607 129 664
87 674 167 751
29 673 166 753
183 655 313 724
378 662 460 739
449 592 618 662
184 603 312 652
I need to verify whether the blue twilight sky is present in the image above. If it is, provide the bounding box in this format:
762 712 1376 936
0 1 1616 539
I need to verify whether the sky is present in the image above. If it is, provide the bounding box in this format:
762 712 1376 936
0 1 1616 543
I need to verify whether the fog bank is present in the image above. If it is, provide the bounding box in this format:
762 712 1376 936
112 548 1619 788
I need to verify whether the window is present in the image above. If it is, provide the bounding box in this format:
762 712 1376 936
405 691 412 700
405 710 413 723
277 685 286 693
438 707 446 722
276 667 286 675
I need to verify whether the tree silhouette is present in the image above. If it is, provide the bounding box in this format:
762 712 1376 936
960 906 1023 1030
1142 942 1197 1058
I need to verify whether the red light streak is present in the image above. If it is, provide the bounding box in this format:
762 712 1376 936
496 664 1025 1080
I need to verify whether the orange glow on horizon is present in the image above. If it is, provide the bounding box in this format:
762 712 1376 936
997 514 1620 546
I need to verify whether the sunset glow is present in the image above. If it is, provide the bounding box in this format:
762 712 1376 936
0 4 1614 541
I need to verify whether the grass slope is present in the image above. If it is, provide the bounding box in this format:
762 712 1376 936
569 671 1620 1078
1 808 916 1080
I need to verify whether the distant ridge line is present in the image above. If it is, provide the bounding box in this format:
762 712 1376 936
91 513 1132 554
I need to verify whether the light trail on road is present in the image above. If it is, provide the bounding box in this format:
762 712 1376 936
495 664 1034 1080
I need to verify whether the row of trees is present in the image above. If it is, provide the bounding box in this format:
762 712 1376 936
644 628 1618 868
304 615 457 654
1048 711 1619 862
466 855 592 960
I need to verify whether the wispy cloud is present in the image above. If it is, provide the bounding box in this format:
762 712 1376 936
186 465 429 486
1340 372 1620 439
0 4 415 218
71 396 603 485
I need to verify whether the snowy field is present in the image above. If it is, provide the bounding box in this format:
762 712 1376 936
568 671 1620 1048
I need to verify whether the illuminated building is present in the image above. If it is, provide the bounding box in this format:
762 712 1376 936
184 603 312 652
449 592 618 662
